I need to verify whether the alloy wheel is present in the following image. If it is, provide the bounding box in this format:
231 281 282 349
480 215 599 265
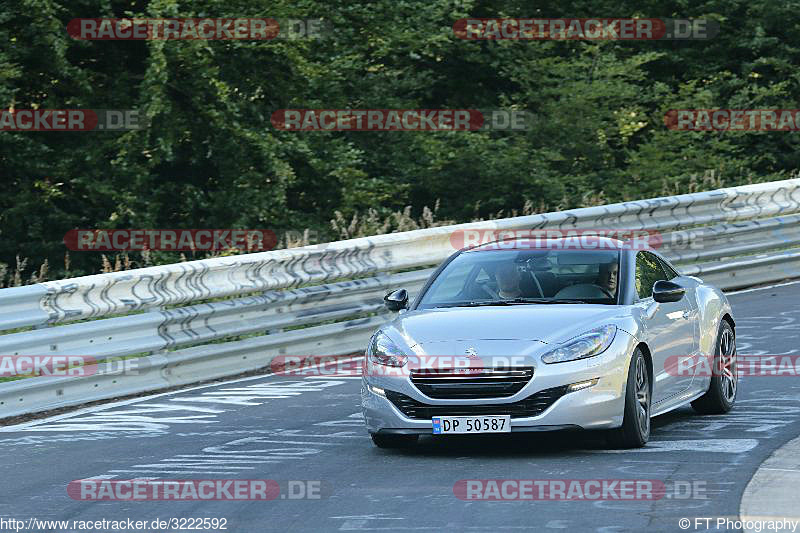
719 327 737 403
635 355 650 436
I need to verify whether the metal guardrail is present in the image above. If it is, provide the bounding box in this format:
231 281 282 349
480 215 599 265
2 178 800 419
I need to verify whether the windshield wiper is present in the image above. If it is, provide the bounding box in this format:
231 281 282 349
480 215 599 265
458 300 514 307
450 298 589 307
503 298 589 305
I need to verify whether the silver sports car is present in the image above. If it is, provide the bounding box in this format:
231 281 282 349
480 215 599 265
361 237 737 448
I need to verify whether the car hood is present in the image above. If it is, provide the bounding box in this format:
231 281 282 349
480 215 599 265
390 305 627 349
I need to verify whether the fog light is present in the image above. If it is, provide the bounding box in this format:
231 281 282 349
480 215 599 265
368 384 386 397
567 378 598 392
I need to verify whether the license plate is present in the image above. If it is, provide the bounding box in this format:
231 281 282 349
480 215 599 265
432 415 511 434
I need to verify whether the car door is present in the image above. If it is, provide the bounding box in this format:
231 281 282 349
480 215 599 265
635 251 696 403
656 254 700 356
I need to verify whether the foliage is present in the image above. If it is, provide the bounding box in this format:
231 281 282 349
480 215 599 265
1 0 798 280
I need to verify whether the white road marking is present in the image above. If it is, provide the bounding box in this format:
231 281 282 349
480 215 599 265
5 380 348 433
306 375 363 379
0 372 295 431
584 439 759 454
96 431 359 476
726 280 800 295
0 357 361 432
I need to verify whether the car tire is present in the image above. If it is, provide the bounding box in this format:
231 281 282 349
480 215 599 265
370 433 419 448
691 320 737 415
607 348 650 449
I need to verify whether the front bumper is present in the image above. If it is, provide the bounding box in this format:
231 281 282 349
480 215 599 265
361 329 638 434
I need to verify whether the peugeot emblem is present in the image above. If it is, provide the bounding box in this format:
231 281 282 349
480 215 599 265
464 347 479 358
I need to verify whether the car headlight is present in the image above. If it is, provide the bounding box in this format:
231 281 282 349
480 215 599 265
367 332 408 367
541 325 617 364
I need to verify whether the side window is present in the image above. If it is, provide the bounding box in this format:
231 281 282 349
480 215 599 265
635 251 668 300
425 262 474 300
657 256 679 279
474 266 492 285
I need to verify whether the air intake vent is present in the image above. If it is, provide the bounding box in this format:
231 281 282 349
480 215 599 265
410 367 534 399
386 385 568 420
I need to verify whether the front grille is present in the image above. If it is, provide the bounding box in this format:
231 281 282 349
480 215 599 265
385 385 569 420
410 367 534 399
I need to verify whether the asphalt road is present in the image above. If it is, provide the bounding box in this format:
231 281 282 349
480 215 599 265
2 283 800 532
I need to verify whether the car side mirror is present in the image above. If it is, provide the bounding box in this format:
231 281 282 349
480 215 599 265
384 289 409 311
652 280 685 303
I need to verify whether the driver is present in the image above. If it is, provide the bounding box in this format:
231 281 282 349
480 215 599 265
494 263 522 299
597 262 619 295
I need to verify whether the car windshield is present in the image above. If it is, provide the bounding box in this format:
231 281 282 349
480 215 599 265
417 248 620 309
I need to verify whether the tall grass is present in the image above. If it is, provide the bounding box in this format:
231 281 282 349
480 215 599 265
0 256 49 288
